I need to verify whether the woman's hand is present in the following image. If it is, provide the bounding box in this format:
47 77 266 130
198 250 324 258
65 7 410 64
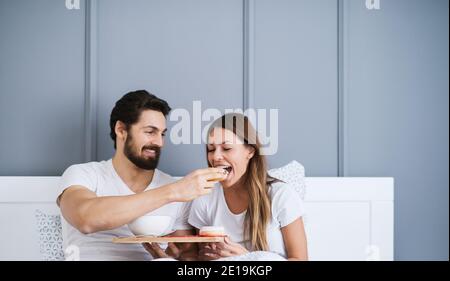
198 237 249 260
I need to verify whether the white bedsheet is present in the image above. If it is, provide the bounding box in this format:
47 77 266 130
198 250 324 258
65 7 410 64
152 251 286 261
217 251 286 261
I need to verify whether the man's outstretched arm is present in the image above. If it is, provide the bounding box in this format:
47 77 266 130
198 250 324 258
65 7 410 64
58 168 226 234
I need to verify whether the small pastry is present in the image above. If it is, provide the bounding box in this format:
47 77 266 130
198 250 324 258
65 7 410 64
199 226 226 237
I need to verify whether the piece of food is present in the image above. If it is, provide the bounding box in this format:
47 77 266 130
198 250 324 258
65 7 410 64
208 166 230 181
215 165 232 174
199 226 226 237
207 167 230 182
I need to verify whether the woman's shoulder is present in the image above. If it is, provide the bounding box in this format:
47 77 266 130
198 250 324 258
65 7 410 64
268 180 305 223
268 180 294 194
268 181 302 204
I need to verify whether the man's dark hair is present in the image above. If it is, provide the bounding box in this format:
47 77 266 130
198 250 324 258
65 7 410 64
110 90 171 149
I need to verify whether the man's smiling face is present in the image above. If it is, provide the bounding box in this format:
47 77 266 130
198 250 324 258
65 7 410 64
123 109 167 170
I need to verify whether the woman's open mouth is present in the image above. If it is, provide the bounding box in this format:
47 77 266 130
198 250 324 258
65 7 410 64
214 165 233 178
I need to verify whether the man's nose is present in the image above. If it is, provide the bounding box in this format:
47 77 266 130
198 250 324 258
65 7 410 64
152 134 164 147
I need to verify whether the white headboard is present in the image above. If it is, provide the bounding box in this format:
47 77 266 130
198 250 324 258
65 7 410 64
0 177 394 261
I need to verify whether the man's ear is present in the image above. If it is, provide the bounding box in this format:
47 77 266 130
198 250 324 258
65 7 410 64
115 121 128 142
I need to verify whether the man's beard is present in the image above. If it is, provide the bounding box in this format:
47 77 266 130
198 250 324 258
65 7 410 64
124 134 161 170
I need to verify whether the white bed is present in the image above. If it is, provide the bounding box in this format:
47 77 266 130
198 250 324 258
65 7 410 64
0 176 394 261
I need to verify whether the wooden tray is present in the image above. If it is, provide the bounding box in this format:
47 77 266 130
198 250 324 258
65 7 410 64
112 235 226 244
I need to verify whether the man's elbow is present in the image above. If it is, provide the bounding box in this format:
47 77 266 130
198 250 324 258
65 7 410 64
73 215 102 234
61 203 101 234
75 215 115 234
77 223 95 235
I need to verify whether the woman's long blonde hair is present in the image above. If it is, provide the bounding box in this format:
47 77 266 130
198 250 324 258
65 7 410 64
207 113 277 251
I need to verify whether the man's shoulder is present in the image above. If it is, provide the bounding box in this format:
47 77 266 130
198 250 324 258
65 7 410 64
59 160 113 194
62 160 110 177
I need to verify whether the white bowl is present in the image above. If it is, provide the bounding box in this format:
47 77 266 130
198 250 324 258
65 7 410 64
128 215 173 236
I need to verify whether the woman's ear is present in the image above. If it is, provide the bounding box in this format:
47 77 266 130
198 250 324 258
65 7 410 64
247 146 256 159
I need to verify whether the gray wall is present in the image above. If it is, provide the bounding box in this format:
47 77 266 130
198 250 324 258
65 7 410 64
0 0 448 260
95 0 244 175
253 0 339 174
343 0 449 261
0 0 86 175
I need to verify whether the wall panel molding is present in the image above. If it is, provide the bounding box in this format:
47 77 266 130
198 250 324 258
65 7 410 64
338 0 349 176
84 0 98 162
243 0 255 110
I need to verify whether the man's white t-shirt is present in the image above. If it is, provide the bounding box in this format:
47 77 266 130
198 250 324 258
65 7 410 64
58 159 191 261
188 182 305 258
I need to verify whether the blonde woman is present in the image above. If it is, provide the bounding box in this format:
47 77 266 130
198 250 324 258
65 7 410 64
188 113 308 261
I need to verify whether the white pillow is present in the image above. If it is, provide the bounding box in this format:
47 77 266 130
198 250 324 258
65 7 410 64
35 210 64 261
268 160 306 200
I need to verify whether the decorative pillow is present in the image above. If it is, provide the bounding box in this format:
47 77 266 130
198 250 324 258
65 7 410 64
268 160 306 200
35 210 64 261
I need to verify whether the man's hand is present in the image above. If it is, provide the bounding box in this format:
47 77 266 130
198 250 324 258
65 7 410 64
143 230 199 261
198 242 221 260
143 242 170 259
170 168 228 202
143 242 198 261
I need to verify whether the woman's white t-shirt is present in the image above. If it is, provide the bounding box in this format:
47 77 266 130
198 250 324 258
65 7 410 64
59 159 191 261
188 181 305 258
